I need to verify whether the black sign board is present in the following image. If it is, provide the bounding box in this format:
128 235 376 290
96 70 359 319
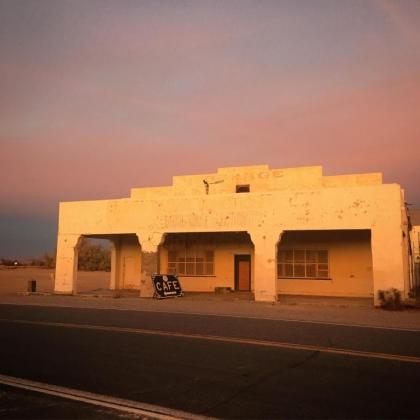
152 274 183 299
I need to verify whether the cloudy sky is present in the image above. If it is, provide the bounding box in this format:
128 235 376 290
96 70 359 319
1 0 419 257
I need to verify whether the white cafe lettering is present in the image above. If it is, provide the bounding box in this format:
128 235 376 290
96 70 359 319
155 278 181 292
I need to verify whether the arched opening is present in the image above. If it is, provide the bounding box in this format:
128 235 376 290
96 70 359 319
75 233 141 295
276 229 373 299
160 232 254 292
75 236 111 294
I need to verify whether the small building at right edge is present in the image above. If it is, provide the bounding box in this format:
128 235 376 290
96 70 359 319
409 209 420 297
53 164 418 305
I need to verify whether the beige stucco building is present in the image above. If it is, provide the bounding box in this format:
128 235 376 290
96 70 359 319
54 164 412 305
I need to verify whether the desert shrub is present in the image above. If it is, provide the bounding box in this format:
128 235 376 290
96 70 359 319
77 238 110 271
5 240 111 271
377 288 403 310
42 253 56 268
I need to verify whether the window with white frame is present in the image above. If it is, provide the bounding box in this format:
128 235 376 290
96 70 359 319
277 249 329 279
167 249 214 276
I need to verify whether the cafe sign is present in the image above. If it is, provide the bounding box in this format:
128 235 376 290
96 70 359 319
152 274 183 298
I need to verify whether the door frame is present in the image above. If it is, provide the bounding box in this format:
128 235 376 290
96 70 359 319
234 254 251 291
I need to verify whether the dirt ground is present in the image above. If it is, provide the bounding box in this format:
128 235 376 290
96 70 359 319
1 267 420 330
0 267 110 294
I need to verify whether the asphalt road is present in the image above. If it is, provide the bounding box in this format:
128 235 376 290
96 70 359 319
0 385 138 419
1 304 420 419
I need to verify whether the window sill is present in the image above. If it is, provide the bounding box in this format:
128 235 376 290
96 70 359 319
278 277 332 281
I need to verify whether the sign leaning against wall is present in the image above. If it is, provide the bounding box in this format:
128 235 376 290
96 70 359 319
152 274 183 298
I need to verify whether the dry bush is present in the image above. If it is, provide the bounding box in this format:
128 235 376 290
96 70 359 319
377 288 403 310
77 238 111 271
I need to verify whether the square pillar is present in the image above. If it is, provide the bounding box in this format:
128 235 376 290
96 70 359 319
109 238 120 290
137 232 164 298
371 225 406 305
249 230 281 302
54 234 81 294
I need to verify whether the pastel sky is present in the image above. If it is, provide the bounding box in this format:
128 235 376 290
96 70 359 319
1 0 420 257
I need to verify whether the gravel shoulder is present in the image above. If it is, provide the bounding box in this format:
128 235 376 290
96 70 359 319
1 292 420 331
2 267 419 330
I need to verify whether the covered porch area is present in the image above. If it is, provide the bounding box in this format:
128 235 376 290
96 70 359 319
160 232 255 293
54 233 151 295
277 229 374 300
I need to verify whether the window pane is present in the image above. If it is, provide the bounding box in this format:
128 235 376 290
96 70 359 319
168 265 176 274
294 250 305 263
306 250 317 263
318 250 328 263
205 263 214 275
306 264 316 277
285 250 293 263
285 264 293 277
276 249 330 279
186 248 195 258
196 263 204 275
186 263 194 275
177 262 185 275
168 248 215 275
294 264 305 277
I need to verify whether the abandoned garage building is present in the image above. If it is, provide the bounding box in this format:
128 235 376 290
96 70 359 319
54 164 412 305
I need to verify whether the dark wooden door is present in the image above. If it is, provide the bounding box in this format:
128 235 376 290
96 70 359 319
234 255 251 291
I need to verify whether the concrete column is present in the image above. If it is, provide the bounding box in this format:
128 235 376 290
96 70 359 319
371 225 406 305
109 238 120 290
54 234 81 294
137 232 164 297
249 230 281 302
